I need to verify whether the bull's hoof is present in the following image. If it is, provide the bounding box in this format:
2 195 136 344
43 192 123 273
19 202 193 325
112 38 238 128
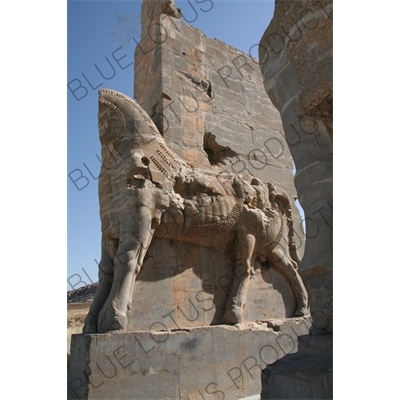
98 300 127 333
222 308 243 324
294 306 310 317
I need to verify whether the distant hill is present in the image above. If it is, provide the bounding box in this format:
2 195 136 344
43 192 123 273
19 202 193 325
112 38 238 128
67 282 97 303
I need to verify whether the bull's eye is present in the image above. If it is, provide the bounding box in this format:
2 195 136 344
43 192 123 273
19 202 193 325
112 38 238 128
141 157 150 166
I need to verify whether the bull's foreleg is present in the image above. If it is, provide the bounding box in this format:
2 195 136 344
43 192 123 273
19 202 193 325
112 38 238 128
83 237 118 333
98 206 157 332
267 244 309 317
222 233 255 324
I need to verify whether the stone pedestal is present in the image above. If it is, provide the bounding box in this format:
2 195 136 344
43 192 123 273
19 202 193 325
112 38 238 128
68 318 311 399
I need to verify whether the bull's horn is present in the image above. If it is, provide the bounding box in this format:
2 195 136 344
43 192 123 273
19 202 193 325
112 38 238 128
98 88 162 146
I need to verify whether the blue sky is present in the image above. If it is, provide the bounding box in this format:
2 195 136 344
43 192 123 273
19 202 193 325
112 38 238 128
67 0 276 290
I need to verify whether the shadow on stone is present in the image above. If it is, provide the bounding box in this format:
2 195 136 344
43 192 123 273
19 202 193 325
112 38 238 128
261 334 333 399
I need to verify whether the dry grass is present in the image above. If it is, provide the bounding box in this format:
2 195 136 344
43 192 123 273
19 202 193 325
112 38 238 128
67 303 90 356
68 313 87 328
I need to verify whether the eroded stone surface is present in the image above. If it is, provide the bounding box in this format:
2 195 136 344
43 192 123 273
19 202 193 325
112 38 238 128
68 318 312 399
129 1 309 334
261 335 333 400
84 88 309 334
134 3 301 225
259 0 333 336
128 249 298 330
79 0 307 338
258 1 333 398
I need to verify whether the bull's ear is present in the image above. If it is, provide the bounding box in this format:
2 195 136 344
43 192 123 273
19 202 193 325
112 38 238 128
98 95 126 146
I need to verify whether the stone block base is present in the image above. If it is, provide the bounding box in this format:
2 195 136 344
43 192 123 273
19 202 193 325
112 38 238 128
68 318 311 399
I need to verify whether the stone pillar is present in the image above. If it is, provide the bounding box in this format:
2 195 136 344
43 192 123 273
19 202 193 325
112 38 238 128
133 2 308 269
134 0 303 211
130 0 310 330
258 1 333 398
259 0 333 337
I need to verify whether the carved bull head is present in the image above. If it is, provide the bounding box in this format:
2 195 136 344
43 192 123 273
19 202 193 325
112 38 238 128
98 88 186 189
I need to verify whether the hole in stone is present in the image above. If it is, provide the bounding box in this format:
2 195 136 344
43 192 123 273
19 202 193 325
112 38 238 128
203 131 239 165
182 52 186 55
141 157 150 166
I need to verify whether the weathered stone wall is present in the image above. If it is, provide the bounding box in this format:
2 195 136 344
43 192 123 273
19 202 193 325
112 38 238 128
68 318 311 399
129 0 307 330
258 1 333 398
128 239 297 331
259 0 333 334
135 10 299 200
261 334 333 399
